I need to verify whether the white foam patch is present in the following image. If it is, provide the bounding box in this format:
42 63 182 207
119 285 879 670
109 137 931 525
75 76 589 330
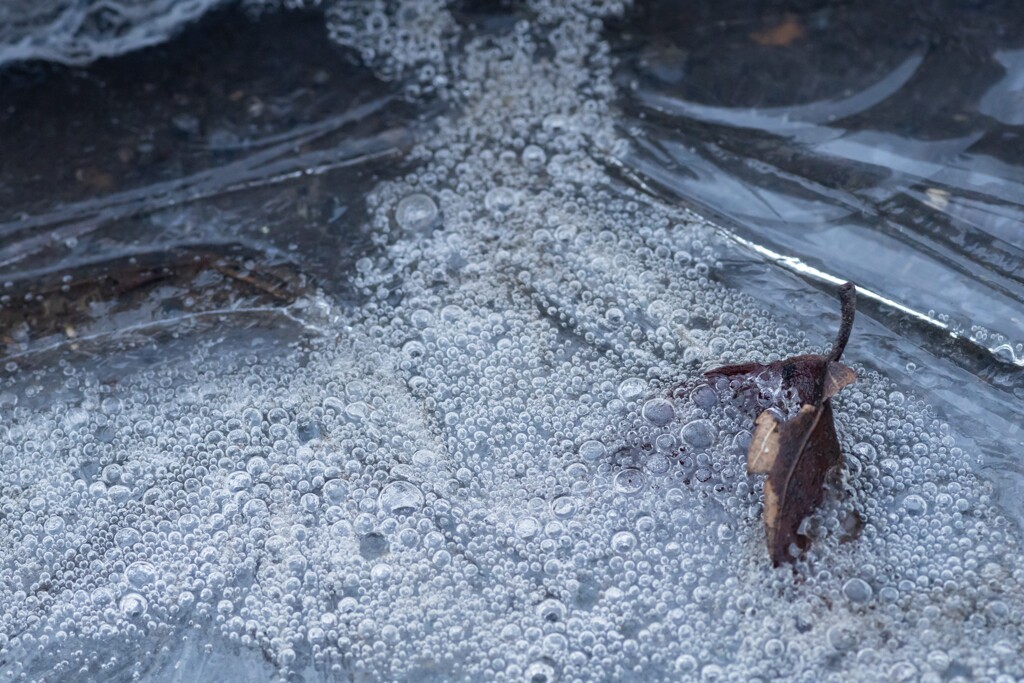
1 1 1022 681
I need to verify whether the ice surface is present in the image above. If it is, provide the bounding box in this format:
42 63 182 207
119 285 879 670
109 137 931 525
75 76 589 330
1 1 1023 682
0 0 225 66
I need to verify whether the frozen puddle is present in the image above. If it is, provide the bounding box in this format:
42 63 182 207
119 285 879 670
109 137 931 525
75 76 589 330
1 1 1022 682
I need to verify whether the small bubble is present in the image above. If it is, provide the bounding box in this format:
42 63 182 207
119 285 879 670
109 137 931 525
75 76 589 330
395 193 439 231
843 578 873 603
550 496 577 518
370 562 394 582
643 453 671 475
700 664 725 682
524 661 557 682
675 654 697 674
515 517 541 540
378 481 424 515
119 593 148 618
579 440 607 462
614 468 646 494
902 494 927 515
484 187 517 212
412 449 437 467
827 625 855 651
617 377 646 402
879 586 900 602
641 398 674 426
655 433 677 452
324 479 349 504
605 307 624 326
691 385 718 409
611 530 637 553
126 561 155 588
681 420 715 449
522 144 547 170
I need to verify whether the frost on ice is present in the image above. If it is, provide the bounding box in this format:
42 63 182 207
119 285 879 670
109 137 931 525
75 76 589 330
1 1 1023 682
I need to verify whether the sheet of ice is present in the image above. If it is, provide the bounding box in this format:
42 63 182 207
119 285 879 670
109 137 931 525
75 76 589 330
1 1 1022 682
0 0 225 66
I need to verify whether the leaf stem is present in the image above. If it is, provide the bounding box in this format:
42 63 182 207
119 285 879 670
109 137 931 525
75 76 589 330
828 282 856 362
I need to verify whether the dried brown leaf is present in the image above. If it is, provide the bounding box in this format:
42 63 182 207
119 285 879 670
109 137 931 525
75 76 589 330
747 410 780 474
760 401 843 564
706 282 858 566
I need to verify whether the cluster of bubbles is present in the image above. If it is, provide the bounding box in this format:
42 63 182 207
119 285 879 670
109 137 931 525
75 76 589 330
323 0 456 88
2 1 1024 682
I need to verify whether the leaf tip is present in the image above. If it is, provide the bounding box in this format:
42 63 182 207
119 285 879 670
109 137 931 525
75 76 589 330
828 281 857 362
